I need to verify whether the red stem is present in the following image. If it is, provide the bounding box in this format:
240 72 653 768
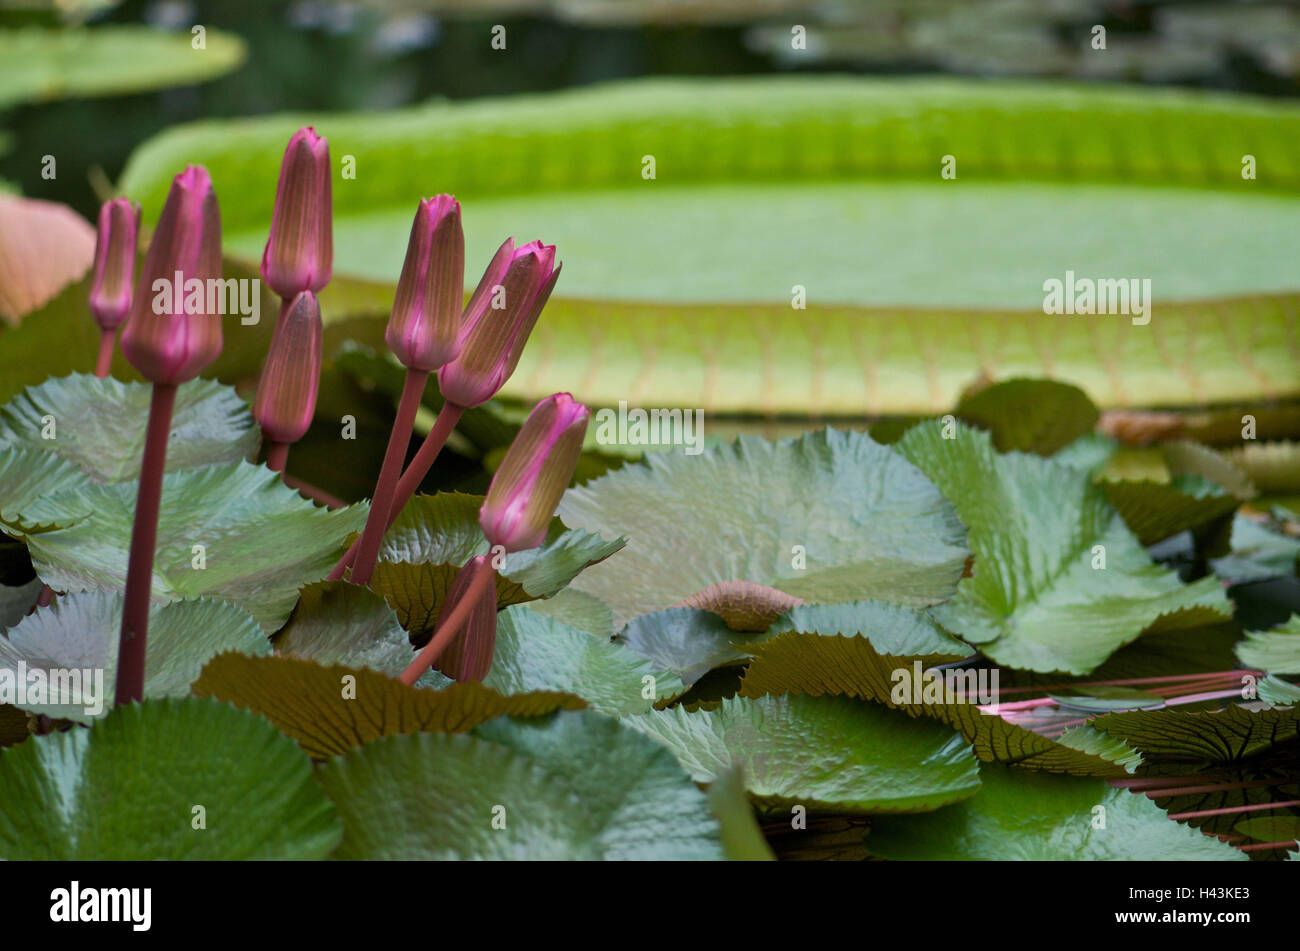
347 369 430 586
389 402 465 527
1168 799 1300 820
398 563 494 686
1238 839 1298 852
329 400 465 581
94 330 115 378
115 383 177 706
988 670 1258 698
265 440 290 473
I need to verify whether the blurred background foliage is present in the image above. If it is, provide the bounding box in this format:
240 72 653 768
3 0 1299 219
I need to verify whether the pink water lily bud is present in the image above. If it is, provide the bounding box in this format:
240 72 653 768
120 165 224 385
88 198 140 331
261 126 333 299
385 195 464 371
432 555 498 681
438 239 560 408
253 290 323 444
480 392 589 553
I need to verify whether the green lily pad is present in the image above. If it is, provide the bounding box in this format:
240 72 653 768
739 631 1141 776
0 25 246 110
418 604 686 716
1095 703 1300 765
0 374 260 483
1048 686 1167 713
20 461 364 631
867 763 1247 861
1210 514 1300 583
118 79 1300 415
369 493 624 643
0 591 266 723
1235 816 1300 844
1259 674 1300 706
275 580 415 675
1237 615 1300 675
956 378 1100 455
558 428 968 627
193 652 583 759
313 710 729 859
0 698 339 859
618 599 969 688
0 447 90 532
1101 480 1243 547
623 693 982 815
897 422 1232 674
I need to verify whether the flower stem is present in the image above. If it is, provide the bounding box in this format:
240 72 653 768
265 440 290 473
347 369 429 586
389 401 465 526
94 330 115 378
399 563 495 686
328 400 464 581
115 382 177 706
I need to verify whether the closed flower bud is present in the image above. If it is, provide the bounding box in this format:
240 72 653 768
438 239 560 408
88 198 140 332
480 393 589 553
261 126 332 299
385 195 464 371
253 290 323 444
120 165 224 385
432 554 498 682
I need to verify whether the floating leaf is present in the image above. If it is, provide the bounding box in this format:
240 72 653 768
1210 514 1300 583
956 378 1099 455
1259 674 1300 706
618 607 769 687
1237 615 1300 675
867 763 1246 861
1227 441 1300 495
897 422 1232 674
0 448 90 532
0 26 246 109
275 580 415 675
1101 480 1241 546
20 462 364 630
0 375 259 483
559 428 968 627
0 591 266 723
0 698 339 859
1049 686 1166 713
369 493 624 642
193 652 582 759
419 604 685 716
1235 815 1300 844
314 710 727 859
1095 704 1300 765
623 693 982 814
739 631 1140 776
116 78 1300 416
618 599 968 689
